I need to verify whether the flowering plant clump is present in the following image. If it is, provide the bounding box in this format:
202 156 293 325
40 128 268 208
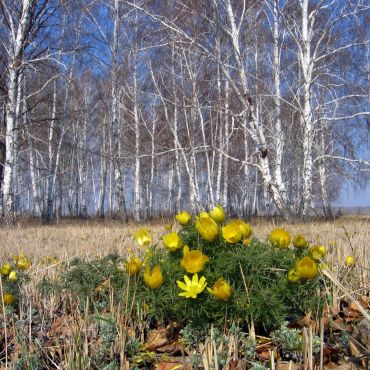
127 207 326 331
41 206 326 334
1 254 31 308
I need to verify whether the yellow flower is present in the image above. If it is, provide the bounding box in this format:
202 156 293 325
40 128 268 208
175 210 191 225
207 278 232 301
181 245 209 274
144 265 164 289
199 211 211 218
269 228 291 249
17 257 31 270
134 228 152 247
165 224 172 231
287 268 300 283
209 205 226 223
243 239 251 246
293 234 308 248
232 219 252 239
177 274 207 299
125 256 142 276
345 255 355 267
1 263 11 276
296 256 318 279
195 213 219 242
8 271 17 282
222 222 243 244
2 293 15 305
309 245 327 261
162 232 183 252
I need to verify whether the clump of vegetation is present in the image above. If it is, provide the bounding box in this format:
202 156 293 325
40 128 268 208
0 214 367 369
131 207 326 333
271 322 321 361
1 254 31 309
45 206 326 334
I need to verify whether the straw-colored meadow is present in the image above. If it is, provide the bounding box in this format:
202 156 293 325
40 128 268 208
1 216 368 269
0 215 369 369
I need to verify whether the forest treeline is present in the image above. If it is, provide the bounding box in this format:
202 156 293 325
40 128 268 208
0 0 369 223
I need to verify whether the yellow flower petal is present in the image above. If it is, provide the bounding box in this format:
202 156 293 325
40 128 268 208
296 256 318 279
162 232 183 252
134 228 152 247
209 205 226 223
222 222 243 243
195 214 219 241
177 274 207 299
144 265 163 289
269 228 291 249
175 211 192 225
181 248 209 274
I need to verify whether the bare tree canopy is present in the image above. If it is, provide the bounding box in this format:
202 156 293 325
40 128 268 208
0 0 369 222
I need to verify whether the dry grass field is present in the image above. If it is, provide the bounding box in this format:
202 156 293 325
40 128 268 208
0 215 369 369
0 215 368 270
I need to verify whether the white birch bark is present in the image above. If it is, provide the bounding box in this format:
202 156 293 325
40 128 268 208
172 46 182 211
221 0 293 220
300 0 314 218
111 0 128 221
222 79 230 207
317 120 332 219
133 50 141 221
23 79 41 215
2 0 34 223
98 116 108 217
147 117 156 218
272 0 288 206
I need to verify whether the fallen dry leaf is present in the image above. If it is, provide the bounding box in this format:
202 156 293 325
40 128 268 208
289 312 316 328
145 327 169 351
156 341 183 354
330 363 358 370
275 361 300 370
156 361 189 370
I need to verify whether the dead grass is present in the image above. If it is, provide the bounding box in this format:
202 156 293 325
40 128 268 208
0 216 368 300
0 216 368 369
0 216 368 269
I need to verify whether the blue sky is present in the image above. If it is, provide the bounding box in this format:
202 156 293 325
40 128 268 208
335 183 370 207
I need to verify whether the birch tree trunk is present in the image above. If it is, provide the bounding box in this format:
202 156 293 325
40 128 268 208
300 0 314 218
2 0 34 223
272 0 288 206
172 46 182 211
111 0 128 221
98 116 108 217
220 0 293 220
133 49 141 221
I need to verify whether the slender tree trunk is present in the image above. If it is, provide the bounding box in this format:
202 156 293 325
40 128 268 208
172 46 182 211
3 67 19 223
272 0 289 207
2 0 34 224
111 0 128 221
98 117 108 217
300 0 314 218
148 119 156 218
133 51 141 221
222 80 230 208
317 120 332 219
222 0 293 221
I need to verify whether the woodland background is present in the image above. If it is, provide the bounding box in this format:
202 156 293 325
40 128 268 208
0 0 369 223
